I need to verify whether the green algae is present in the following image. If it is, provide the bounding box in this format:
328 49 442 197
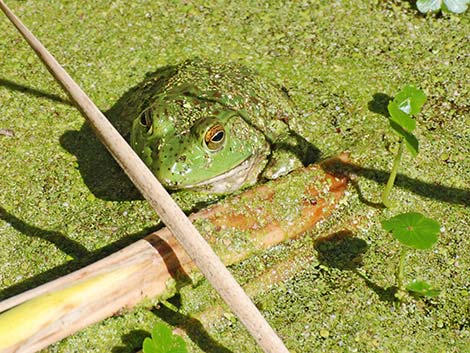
0 0 469 352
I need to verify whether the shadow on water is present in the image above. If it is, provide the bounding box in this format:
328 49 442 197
0 78 74 107
314 230 397 303
111 329 150 353
314 230 368 271
349 179 386 209
0 206 89 260
60 125 142 201
367 93 392 118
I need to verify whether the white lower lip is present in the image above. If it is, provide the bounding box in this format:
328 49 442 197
182 154 263 193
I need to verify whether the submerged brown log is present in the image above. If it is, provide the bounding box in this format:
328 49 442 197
0 157 348 353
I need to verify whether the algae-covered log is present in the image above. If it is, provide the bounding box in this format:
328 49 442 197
0 158 348 353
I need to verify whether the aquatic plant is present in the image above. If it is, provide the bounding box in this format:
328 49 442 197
381 85 426 208
382 212 441 298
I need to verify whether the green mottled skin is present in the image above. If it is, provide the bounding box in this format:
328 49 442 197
128 59 305 193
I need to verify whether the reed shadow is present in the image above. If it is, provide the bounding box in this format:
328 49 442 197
314 230 397 303
0 78 73 107
0 206 88 260
145 233 192 290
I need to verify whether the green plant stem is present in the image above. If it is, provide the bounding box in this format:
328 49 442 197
382 138 405 208
397 246 409 290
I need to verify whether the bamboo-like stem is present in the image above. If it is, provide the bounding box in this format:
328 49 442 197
0 2 288 352
0 163 348 352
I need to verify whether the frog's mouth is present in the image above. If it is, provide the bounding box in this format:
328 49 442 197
182 153 267 194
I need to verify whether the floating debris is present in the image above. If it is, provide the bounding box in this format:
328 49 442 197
0 128 15 137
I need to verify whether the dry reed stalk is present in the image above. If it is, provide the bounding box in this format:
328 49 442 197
0 161 348 353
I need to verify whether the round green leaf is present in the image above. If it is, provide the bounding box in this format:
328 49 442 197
381 212 440 249
406 280 441 297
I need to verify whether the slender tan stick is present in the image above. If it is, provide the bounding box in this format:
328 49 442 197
0 163 348 352
0 1 289 352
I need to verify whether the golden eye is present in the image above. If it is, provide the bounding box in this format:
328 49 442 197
139 108 153 131
204 124 225 151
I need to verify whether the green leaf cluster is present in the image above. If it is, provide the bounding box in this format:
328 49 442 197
143 322 188 353
417 0 470 14
387 85 426 157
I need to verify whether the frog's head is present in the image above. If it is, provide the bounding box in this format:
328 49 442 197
131 99 270 193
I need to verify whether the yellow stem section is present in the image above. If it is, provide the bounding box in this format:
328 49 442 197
0 266 136 350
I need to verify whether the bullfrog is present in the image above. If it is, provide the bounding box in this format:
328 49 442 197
128 59 314 194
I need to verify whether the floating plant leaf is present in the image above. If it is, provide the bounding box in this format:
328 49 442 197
393 85 427 117
381 212 440 249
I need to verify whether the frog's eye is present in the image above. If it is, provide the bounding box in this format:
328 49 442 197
139 108 153 131
204 124 225 151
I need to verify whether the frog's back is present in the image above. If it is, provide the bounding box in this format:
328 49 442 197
154 59 296 137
